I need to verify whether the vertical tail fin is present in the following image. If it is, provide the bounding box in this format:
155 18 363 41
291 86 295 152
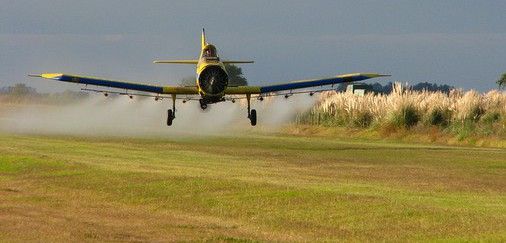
201 28 207 49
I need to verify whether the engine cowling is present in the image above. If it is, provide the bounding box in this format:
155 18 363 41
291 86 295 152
198 65 228 95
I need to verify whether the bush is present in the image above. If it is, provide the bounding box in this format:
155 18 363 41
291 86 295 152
296 110 344 127
450 120 475 141
470 105 485 122
352 111 373 128
391 104 419 129
427 108 451 127
481 112 501 124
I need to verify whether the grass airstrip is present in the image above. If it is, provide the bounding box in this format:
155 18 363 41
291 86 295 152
0 133 505 241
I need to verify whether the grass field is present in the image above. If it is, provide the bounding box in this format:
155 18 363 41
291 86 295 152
0 133 505 241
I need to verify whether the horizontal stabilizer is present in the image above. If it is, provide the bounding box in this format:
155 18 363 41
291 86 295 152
153 60 199 64
223 60 254 64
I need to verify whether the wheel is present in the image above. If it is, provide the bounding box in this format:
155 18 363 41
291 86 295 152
249 109 257 126
167 109 174 126
199 99 208 110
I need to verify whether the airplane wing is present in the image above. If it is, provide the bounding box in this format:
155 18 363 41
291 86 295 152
29 72 387 97
225 73 389 94
29 73 199 95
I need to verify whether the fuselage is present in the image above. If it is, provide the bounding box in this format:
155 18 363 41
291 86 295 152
196 44 229 104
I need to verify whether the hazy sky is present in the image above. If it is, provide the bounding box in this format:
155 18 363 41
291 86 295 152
1 0 505 92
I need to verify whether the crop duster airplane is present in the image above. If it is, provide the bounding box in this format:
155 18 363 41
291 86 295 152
29 29 389 126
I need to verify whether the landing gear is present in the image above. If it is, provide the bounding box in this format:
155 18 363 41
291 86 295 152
249 109 257 126
166 94 258 126
199 99 208 110
167 109 174 126
167 94 176 126
246 94 257 126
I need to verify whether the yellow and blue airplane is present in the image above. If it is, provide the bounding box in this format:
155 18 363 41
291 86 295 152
29 29 389 126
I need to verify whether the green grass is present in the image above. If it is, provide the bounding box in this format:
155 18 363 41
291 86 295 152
0 133 505 241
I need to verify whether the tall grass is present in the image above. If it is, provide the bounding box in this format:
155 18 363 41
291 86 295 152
297 83 506 138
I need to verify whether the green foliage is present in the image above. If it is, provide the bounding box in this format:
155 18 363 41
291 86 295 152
448 110 499 139
497 73 506 89
481 111 501 124
469 105 485 122
479 112 502 136
391 104 419 129
450 120 476 141
224 64 248 86
427 108 451 127
296 110 346 127
297 109 374 128
352 111 373 128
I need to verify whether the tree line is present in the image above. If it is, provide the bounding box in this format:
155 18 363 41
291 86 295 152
336 81 456 94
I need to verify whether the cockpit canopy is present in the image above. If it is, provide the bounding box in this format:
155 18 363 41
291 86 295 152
201 44 219 60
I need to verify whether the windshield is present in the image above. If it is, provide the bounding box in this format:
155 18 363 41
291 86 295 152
202 45 218 58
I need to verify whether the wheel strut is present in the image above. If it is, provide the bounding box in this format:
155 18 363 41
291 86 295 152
172 94 176 116
246 94 251 118
167 94 176 126
246 94 257 126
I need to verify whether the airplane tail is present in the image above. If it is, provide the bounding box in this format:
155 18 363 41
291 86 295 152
201 28 207 49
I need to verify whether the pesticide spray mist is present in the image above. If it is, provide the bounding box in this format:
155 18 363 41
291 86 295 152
0 94 317 138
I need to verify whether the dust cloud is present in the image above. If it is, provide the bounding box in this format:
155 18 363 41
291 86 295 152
0 93 317 138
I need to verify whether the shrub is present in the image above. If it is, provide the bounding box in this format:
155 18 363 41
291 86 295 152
391 104 419 129
481 112 501 124
450 120 475 141
469 105 485 122
428 108 451 127
352 111 373 128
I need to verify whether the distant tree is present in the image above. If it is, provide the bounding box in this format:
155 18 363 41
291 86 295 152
370 82 393 94
348 82 454 95
9 83 37 97
178 64 248 87
336 82 391 94
51 90 89 101
497 73 506 89
411 82 454 94
336 83 348 92
224 64 248 86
